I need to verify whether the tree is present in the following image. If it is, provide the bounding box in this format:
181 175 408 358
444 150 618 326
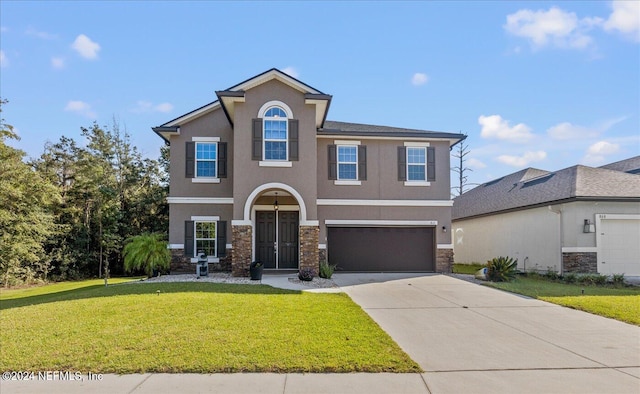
0 99 61 286
451 135 473 197
123 233 170 277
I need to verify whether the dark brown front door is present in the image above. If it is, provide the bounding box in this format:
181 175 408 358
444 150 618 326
255 211 299 269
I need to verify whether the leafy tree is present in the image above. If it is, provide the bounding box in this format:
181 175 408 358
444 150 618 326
0 99 61 286
123 233 170 277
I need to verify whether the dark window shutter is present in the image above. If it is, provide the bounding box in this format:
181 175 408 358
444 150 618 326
217 221 227 257
397 146 407 181
184 221 194 257
328 145 337 180
218 142 227 178
427 146 436 181
252 118 262 160
289 119 299 161
358 145 367 181
186 142 195 178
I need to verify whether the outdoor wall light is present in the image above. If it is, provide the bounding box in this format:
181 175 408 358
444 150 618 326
583 219 595 233
273 192 279 211
442 226 447 233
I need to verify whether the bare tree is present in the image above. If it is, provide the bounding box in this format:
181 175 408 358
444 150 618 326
451 135 472 197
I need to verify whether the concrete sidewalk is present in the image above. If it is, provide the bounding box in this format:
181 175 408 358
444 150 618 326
3 273 639 394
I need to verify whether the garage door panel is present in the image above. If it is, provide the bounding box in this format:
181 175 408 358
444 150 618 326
328 227 435 272
599 218 640 276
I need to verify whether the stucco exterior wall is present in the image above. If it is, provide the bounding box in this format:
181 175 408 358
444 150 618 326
168 108 234 198
168 204 233 246
453 206 561 271
231 79 318 221
561 201 640 247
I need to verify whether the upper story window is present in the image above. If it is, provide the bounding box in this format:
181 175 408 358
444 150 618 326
263 106 288 161
253 101 298 166
398 144 435 186
196 142 217 177
407 147 426 181
337 145 357 180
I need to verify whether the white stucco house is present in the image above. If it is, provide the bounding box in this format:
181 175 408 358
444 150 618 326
452 156 640 276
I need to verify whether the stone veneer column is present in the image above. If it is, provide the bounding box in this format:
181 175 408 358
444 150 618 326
299 226 319 275
436 248 454 273
232 225 252 277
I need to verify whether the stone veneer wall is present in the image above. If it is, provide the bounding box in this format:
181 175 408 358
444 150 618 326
318 248 327 266
299 226 319 274
232 225 252 277
436 249 454 273
562 252 597 273
169 249 231 274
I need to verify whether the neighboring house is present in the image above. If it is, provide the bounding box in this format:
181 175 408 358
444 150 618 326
153 68 466 276
452 156 640 276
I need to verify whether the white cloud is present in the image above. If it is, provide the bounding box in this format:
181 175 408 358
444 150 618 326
0 50 7 68
64 100 96 118
504 6 600 50
71 34 101 59
467 157 487 169
131 100 174 114
478 114 534 143
583 140 620 164
281 66 299 78
51 57 65 69
25 26 57 40
603 1 640 41
547 122 598 140
411 72 429 86
497 151 547 167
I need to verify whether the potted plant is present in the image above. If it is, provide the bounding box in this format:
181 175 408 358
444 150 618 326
250 261 263 280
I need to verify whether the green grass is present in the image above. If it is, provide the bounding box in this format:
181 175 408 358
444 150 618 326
453 263 485 275
487 276 640 326
0 280 420 373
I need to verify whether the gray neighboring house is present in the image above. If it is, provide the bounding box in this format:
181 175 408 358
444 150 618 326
452 156 640 276
153 68 466 276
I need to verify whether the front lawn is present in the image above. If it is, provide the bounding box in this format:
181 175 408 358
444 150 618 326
487 276 640 326
452 263 485 275
0 280 420 373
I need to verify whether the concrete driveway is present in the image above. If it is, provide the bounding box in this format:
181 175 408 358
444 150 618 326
333 273 640 394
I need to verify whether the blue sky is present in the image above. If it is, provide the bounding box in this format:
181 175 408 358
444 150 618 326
1 1 638 189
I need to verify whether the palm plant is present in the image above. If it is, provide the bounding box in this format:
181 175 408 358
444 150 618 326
486 256 518 282
123 233 170 277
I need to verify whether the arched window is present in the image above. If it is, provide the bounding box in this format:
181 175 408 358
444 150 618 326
263 106 288 161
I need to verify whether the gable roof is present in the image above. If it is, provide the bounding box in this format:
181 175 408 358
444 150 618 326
599 155 640 174
453 160 640 220
320 120 466 147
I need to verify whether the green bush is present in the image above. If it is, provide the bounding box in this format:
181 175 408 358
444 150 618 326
544 269 560 281
563 272 577 284
123 233 170 278
486 256 518 282
611 274 625 287
318 261 336 279
578 274 607 286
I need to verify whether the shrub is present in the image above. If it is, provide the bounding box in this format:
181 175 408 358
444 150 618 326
544 268 559 281
564 272 577 284
319 261 336 279
611 273 625 287
578 274 607 286
123 233 170 278
298 268 315 281
486 256 518 282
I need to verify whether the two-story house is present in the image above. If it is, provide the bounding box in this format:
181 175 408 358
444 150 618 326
153 69 466 276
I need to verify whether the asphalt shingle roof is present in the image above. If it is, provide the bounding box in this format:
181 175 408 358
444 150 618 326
320 120 466 141
453 159 640 220
599 155 640 174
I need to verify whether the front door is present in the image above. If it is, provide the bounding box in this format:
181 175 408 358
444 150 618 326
255 211 299 269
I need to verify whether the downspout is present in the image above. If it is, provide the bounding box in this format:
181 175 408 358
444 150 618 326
548 205 563 275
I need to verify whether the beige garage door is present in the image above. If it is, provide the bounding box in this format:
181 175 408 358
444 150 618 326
598 215 640 276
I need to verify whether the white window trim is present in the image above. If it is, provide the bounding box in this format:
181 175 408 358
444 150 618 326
337 145 358 181
194 141 218 180
404 141 430 147
334 140 361 146
258 101 293 118
191 218 220 262
334 180 362 186
406 146 427 183
259 161 292 167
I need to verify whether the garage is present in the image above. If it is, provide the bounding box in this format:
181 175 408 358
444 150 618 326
327 227 435 272
597 215 640 276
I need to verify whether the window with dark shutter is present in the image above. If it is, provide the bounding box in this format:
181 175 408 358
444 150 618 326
185 142 195 178
216 221 227 257
218 142 227 178
358 145 367 181
184 221 194 257
397 146 407 181
289 119 299 161
328 145 337 180
252 118 262 160
427 146 436 181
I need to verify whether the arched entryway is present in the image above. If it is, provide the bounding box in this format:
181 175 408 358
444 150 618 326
253 190 299 269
